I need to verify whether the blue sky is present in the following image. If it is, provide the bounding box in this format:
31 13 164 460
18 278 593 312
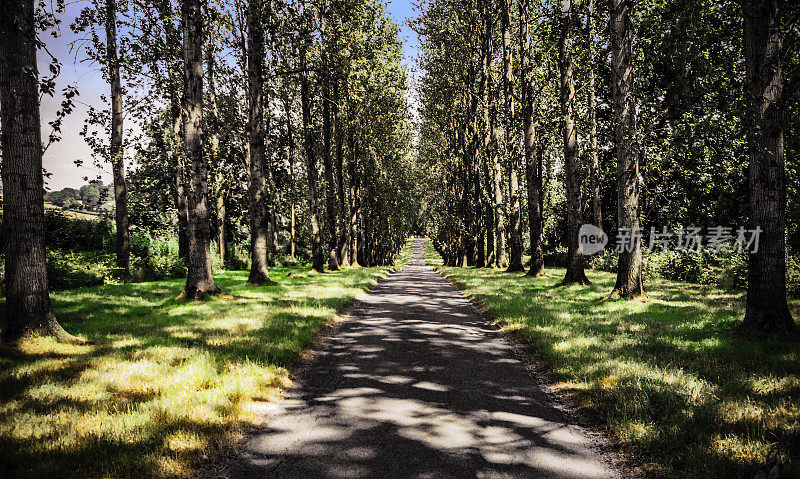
384 0 421 80
40 0 422 191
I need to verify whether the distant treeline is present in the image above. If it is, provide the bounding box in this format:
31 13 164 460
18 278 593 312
45 180 112 212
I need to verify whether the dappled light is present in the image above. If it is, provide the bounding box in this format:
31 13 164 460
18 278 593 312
0 264 399 478
223 239 619 478
432 242 800 477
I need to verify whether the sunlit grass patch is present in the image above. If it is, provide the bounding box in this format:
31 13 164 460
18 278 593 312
0 244 409 479
427 242 800 478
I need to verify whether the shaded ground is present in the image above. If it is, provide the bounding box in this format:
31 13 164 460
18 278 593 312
429 243 800 478
0 263 397 478
221 238 620 478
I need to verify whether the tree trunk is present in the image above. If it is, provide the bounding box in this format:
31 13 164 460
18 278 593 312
246 0 275 285
160 6 189 262
321 49 340 270
520 0 545 278
357 201 366 267
206 33 226 266
215 182 227 265
105 0 130 276
587 0 602 230
480 3 496 268
334 77 349 266
300 33 325 273
0 0 77 343
349 130 361 266
502 0 524 272
179 0 220 298
610 0 644 298
285 97 297 259
737 0 797 334
559 0 590 285
490 79 507 268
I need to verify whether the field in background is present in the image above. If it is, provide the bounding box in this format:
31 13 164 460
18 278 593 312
426 243 800 478
0 239 413 478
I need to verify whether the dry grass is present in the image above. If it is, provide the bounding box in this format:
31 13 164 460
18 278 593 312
427 244 800 478
0 239 413 479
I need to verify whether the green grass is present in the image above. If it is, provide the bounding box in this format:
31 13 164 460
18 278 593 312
0 239 413 478
426 244 800 478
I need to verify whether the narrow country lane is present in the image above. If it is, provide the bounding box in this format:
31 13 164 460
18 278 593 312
222 238 621 478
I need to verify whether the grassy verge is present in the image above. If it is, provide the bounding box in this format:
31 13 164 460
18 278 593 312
425 243 800 478
0 240 413 478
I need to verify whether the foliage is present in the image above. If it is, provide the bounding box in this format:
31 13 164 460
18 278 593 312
586 248 800 295
45 180 111 212
45 250 115 291
0 211 113 253
128 232 186 282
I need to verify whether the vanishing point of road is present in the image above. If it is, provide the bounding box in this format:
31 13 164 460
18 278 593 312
221 238 622 478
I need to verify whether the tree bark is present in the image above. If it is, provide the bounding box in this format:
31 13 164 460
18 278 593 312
520 0 545 278
215 181 227 264
206 32 226 266
737 0 797 334
300 32 325 273
0 0 77 342
284 96 297 259
105 0 130 276
321 48 340 270
559 0 590 285
158 3 189 261
246 0 275 285
587 0 602 230
490 76 507 268
179 0 220 298
334 76 349 266
610 0 644 298
503 0 524 272
349 130 361 266
481 1 496 268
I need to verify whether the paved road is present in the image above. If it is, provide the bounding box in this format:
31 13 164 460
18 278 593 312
222 238 620 478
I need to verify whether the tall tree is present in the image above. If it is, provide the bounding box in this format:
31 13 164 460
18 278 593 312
559 0 589 285
179 0 220 298
587 0 601 229
105 0 130 275
348 129 361 267
519 0 545 277
205 11 227 266
284 94 298 259
0 0 77 342
480 0 496 268
333 73 349 266
503 0 524 272
321 44 340 270
737 0 797 334
300 24 325 273
246 0 276 285
490 65 507 268
610 0 644 298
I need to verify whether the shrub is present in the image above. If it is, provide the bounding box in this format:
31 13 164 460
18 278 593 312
0 211 114 252
275 254 304 267
588 250 618 273
45 250 115 291
589 245 761 293
543 246 569 268
45 213 114 251
128 231 186 281
226 242 251 270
